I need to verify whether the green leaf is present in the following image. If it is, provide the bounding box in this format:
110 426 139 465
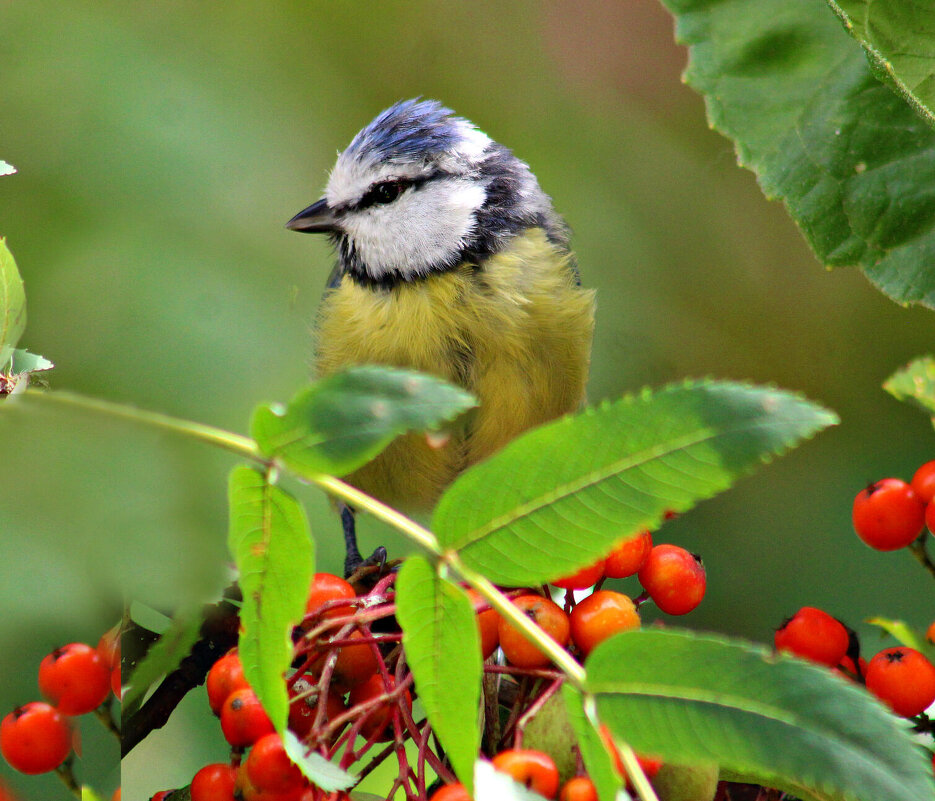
883 356 935 416
0 161 15 176
228 465 314 730
827 0 935 126
866 616 935 662
121 608 203 708
660 0 935 308
81 787 104 801
586 628 934 801
282 729 357 792
9 349 53 375
435 381 836 586
395 556 482 793
562 685 626 801
0 238 26 367
251 365 476 477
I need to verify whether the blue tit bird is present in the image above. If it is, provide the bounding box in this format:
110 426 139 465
287 99 595 574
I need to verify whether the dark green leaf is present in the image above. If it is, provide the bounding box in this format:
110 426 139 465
251 366 476 477
883 356 935 416
282 730 357 792
828 0 935 126
396 556 481 792
586 629 934 801
228 465 314 730
562 685 625 801
0 238 26 367
122 609 203 708
660 0 935 308
435 381 836 586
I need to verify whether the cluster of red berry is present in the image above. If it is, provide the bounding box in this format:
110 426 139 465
0 628 120 799
429 531 706 800
774 606 935 719
851 459 935 551
149 529 706 801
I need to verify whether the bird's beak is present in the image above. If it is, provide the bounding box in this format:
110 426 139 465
286 198 339 233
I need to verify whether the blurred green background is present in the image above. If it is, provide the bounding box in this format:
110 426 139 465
1 1 933 798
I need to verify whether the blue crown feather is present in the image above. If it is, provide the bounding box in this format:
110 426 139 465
343 98 467 164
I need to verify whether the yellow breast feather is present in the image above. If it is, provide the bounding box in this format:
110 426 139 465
314 227 596 512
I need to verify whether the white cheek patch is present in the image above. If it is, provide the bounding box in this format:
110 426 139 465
342 178 487 279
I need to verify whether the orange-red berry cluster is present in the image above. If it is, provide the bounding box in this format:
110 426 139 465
852 460 935 551
775 606 935 719
0 627 120 793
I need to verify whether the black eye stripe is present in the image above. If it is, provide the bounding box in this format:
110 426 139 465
354 174 435 211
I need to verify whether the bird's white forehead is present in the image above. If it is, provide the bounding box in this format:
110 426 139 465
325 118 491 207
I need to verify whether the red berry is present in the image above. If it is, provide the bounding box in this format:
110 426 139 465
774 607 849 668
38 642 111 715
465 589 500 660
0 702 72 774
911 460 935 504
304 573 356 624
206 650 250 715
429 784 472 801
310 629 379 688
926 501 935 536
245 734 304 794
190 763 237 801
637 544 706 615
852 478 925 551
865 647 935 717
560 776 598 801
498 595 570 669
569 590 640 656
926 621 935 645
220 688 275 748
492 749 560 798
288 676 346 740
552 559 605 590
604 530 653 579
150 793 173 801
348 675 412 742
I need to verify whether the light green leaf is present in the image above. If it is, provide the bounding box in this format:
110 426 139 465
883 356 935 417
562 685 627 801
827 0 935 127
251 365 476 477
660 0 935 308
586 629 934 801
0 161 15 176
396 556 482 793
0 238 26 367
866 616 935 662
122 607 203 709
435 381 836 586
282 729 357 792
9 349 53 375
228 465 314 730
81 787 104 801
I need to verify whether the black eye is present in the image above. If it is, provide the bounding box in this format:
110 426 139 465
359 179 410 209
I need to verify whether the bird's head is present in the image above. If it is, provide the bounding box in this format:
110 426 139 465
287 99 567 285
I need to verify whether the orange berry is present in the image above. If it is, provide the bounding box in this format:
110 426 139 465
569 590 640 655
492 749 560 798
604 530 653 578
498 595 570 669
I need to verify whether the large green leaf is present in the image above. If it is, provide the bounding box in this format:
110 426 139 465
395 556 482 793
883 356 935 417
434 381 836 586
0 238 26 368
228 465 314 730
251 365 476 477
828 0 935 126
660 0 935 308
586 629 934 801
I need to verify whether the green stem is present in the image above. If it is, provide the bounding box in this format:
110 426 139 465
21 388 262 461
